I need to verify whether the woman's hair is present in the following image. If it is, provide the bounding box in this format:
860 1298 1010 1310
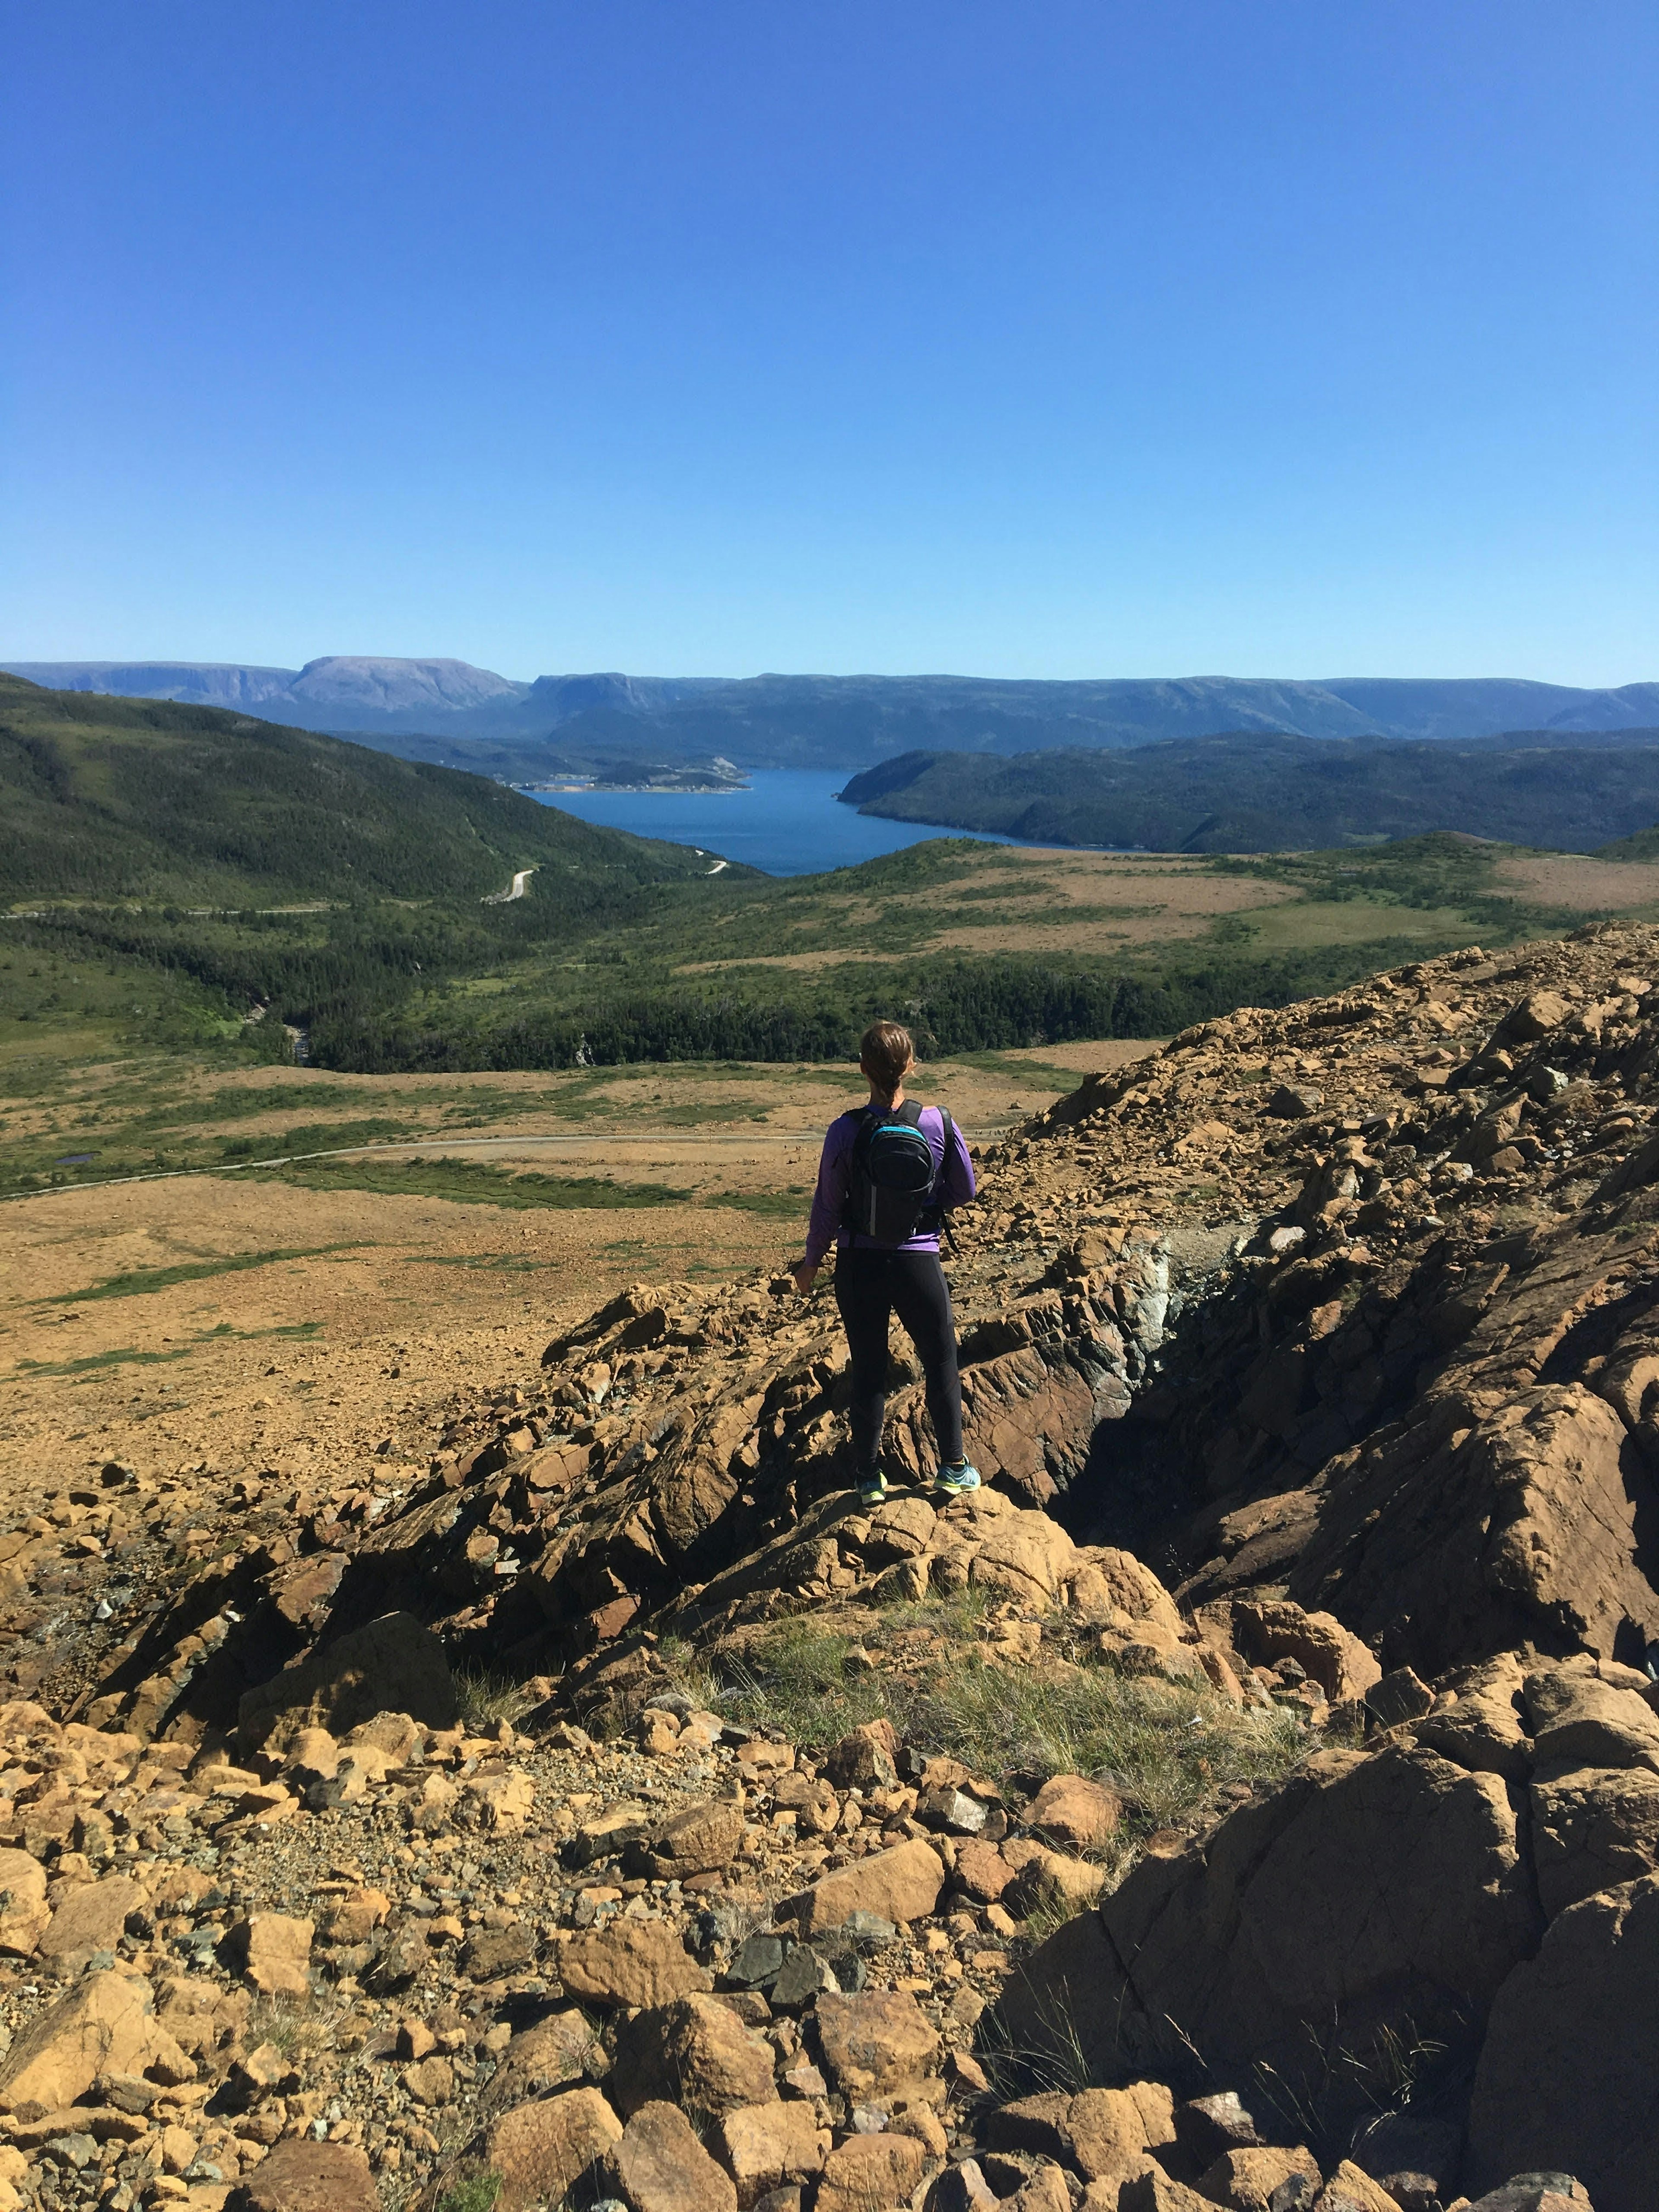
860 1020 915 1095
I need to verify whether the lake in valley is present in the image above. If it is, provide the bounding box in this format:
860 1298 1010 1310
529 768 1008 877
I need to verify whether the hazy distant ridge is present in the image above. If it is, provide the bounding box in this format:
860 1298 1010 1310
7 656 1658 764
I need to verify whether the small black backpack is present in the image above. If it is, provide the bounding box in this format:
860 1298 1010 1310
844 1101 955 1245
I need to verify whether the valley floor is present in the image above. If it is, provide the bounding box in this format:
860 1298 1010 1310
1 1043 1150 1504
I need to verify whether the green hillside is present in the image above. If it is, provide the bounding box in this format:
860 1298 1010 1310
842 732 1659 852
0 673 712 905
1595 822 1659 861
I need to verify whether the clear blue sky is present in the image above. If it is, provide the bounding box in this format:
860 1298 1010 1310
3 1 1655 682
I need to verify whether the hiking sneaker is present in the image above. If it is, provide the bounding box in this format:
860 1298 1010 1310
933 1458 981 1497
856 1465 889 1506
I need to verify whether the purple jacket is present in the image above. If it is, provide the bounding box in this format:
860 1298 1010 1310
805 1103 976 1265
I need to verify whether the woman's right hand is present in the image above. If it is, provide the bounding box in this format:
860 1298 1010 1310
791 1258 820 1297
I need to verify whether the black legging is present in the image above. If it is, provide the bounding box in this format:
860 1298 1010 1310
833 1247 964 1475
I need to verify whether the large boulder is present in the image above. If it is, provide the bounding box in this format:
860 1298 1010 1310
227 2139 378 2211
998 1656 1659 2167
995 1737 1541 2135
1467 1872 1659 2212
0 1970 191 2113
237 1612 456 1753
1290 1382 1659 1678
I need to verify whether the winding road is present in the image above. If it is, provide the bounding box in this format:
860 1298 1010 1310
482 868 537 905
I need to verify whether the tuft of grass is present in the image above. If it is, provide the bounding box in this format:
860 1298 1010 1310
245 1988 346 2065
454 1667 537 1732
977 1977 1101 2098
436 2175 502 2212
920 1657 1305 1833
697 1622 894 1747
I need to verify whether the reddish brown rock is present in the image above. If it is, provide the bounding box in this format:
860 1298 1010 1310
1228 1596 1381 1704
648 1799 745 1876
607 2098 739 2212
1067 2085 1178 2182
228 1912 313 1997
1289 1382 1659 1678
0 1970 191 2112
715 2099 826 2208
814 2133 929 2212
1116 2174 1213 2212
226 2138 378 2211
824 1720 901 1790
486 2009 608 2107
1311 2162 1404 2212
556 1918 712 2008
996 1738 1541 2138
1467 1869 1659 2212
1004 1848 1107 1918
1027 1774 1121 1851
1198 2145 1322 2210
471 2085 624 2212
403 2055 454 2105
237 1611 458 1753
953 1839 1014 1903
786 1838 945 1934
0 1849 49 1957
966 1506 1080 1604
985 2084 1176 2184
814 1989 940 2100
611 1994 778 2118
40 1871 144 1960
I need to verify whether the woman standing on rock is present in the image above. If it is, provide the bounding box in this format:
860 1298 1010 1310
791 1019 980 1507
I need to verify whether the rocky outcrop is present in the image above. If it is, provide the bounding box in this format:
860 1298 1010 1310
995 1654 1659 2197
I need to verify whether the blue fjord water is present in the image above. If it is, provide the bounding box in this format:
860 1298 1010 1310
529 768 1008 877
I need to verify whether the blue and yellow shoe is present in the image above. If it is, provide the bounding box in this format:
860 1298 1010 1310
933 1459 981 1497
856 1465 889 1507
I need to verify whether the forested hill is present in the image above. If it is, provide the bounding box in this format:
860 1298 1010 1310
840 731 1659 853
0 674 714 906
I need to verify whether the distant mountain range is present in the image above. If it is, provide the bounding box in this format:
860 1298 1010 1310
6 657 1659 771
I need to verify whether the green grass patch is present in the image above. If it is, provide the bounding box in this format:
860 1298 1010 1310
231 1155 691 1210
951 1050 1117 1087
15 1319 324 1378
215 1117 417 1157
702 1188 810 1217
436 2174 502 2212
671 1604 1306 1858
39 1243 365 1307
